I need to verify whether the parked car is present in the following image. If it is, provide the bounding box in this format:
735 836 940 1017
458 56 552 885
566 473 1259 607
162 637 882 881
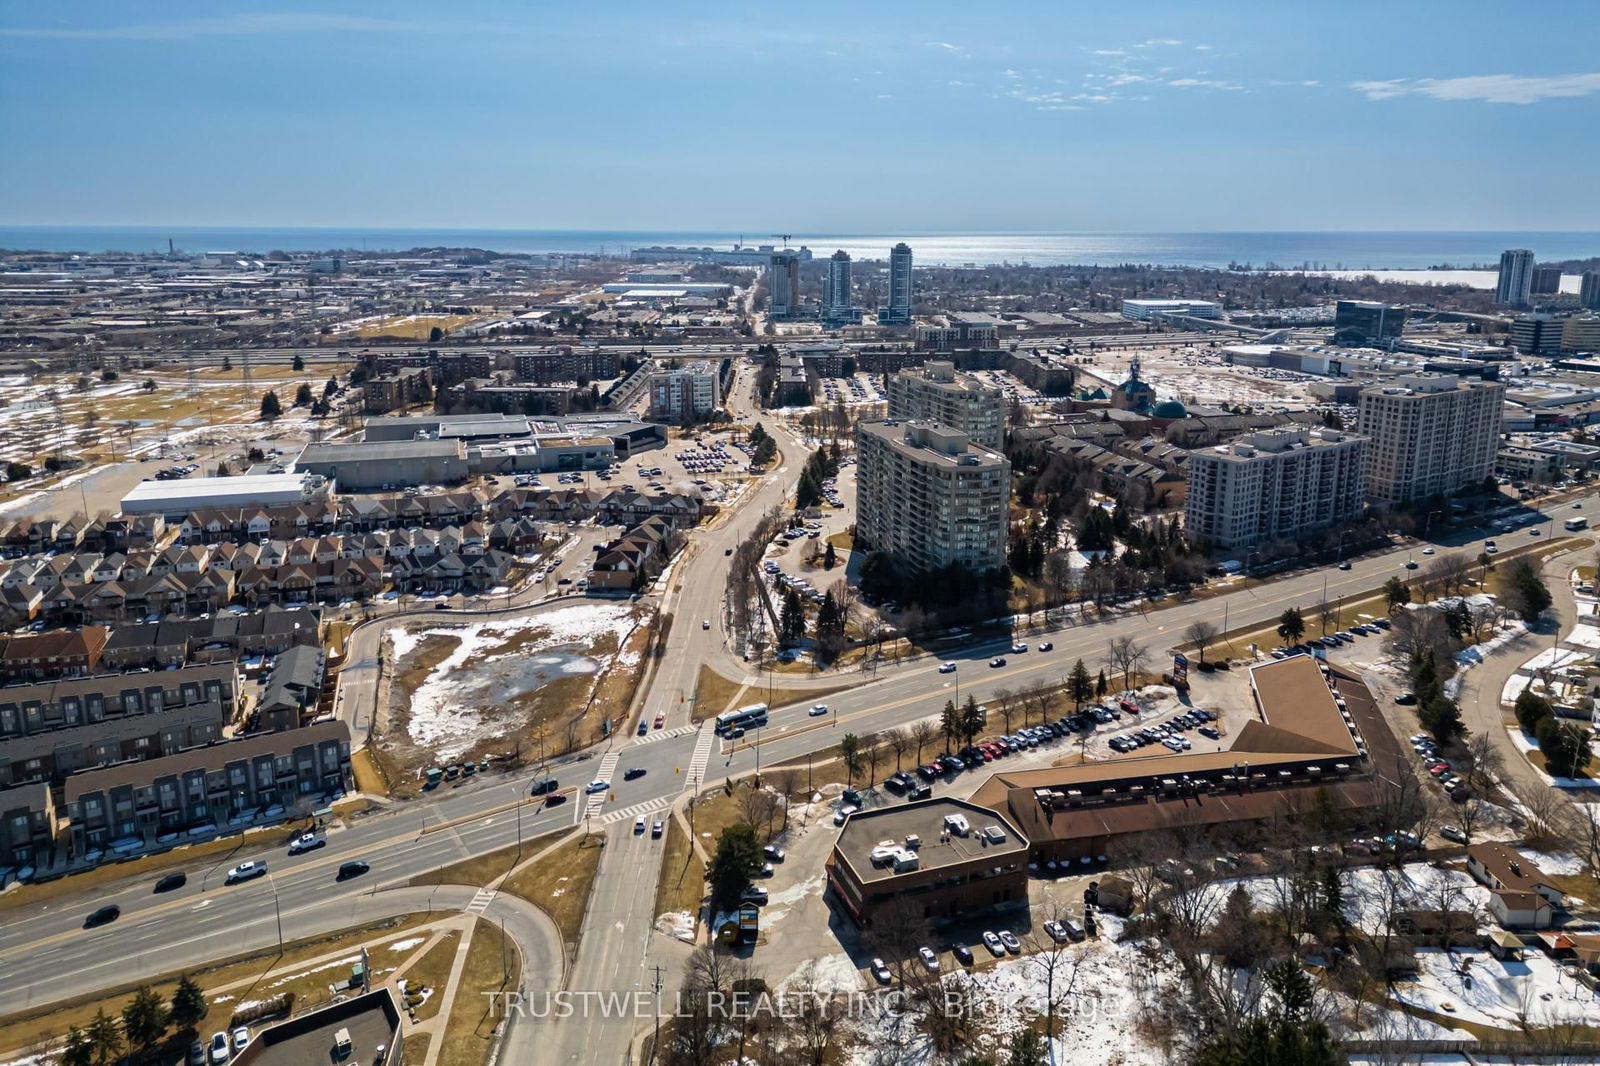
952 943 974 965
998 931 1021 954
982 931 1006 957
231 1027 252 1054
208 1032 230 1064
919 946 940 972
870 957 892 984
652 820 664 838
741 886 769 906
1043 920 1069 943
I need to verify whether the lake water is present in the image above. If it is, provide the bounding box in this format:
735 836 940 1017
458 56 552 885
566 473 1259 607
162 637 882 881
3 226 1597 270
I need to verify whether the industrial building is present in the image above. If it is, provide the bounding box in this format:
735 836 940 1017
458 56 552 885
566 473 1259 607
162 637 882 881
854 420 1010 576
886 360 1006 449
120 473 329 519
1121 298 1222 321
1183 427 1369 551
292 439 469 492
1358 374 1506 503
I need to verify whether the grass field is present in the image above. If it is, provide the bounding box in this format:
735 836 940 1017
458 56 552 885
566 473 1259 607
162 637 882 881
352 314 488 340
436 919 520 1066
654 815 705 922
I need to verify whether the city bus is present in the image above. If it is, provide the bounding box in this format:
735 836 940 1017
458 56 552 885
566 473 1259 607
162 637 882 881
715 703 769 737
1565 516 1588 531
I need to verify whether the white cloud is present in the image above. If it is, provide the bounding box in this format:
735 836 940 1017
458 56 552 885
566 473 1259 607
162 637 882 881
1194 44 1213 51
1092 49 1127 56
0 12 437 40
1168 77 1243 91
1135 38 1185 49
924 41 960 52
1352 72 1600 104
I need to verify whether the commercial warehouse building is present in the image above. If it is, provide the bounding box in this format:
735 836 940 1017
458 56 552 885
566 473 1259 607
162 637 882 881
1121 298 1222 321
292 439 469 492
120 473 330 519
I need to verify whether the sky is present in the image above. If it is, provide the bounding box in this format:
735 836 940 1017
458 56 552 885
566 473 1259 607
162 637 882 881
2 0 1598 232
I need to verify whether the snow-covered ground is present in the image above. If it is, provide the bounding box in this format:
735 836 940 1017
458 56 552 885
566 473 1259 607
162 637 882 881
389 602 641 759
1392 948 1600 1028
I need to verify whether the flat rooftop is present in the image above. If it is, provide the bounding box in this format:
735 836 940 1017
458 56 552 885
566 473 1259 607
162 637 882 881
1249 654 1360 757
296 439 464 462
121 473 312 505
834 797 1027 884
238 988 400 1066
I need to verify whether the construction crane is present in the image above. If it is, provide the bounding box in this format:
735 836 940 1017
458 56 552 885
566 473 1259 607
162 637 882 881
771 234 792 249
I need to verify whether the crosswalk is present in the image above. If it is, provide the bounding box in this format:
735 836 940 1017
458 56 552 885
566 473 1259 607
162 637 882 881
581 752 621 820
683 722 716 793
466 887 497 914
632 723 696 747
597 796 672 826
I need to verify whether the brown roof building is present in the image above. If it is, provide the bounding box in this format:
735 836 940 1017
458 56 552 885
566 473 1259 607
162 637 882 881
968 655 1379 863
826 797 1029 926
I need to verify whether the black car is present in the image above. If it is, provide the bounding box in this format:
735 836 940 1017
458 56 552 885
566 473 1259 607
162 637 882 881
905 784 932 801
529 778 559 795
623 767 647 781
951 943 974 965
336 860 370 881
84 905 121 928
544 792 568 806
153 872 187 893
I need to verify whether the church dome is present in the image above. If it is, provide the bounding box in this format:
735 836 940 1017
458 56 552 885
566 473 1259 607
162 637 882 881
1152 399 1188 418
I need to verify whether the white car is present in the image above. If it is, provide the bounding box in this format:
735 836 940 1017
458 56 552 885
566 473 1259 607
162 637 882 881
231 1027 252 1054
585 780 610 794
634 816 647 834
287 832 323 854
870 957 892 983
226 861 267 883
919 946 940 972
1421 547 1435 555
833 804 858 825
208 1032 230 1064
982 930 1006 957
809 704 829 716
938 662 958 673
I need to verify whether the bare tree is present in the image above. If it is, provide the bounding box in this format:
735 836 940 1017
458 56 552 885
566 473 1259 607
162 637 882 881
1511 780 1566 846
909 720 935 765
862 742 884 786
739 786 782 841
992 686 1018 733
1430 552 1473 598
1104 635 1149 692
1184 619 1218 664
1317 600 1339 635
883 727 910 771
773 768 799 831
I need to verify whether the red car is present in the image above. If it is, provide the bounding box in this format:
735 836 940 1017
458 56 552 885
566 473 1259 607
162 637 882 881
1119 700 1138 714
653 714 665 729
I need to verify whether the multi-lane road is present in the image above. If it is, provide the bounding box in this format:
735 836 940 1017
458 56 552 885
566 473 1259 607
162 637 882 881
2 358 1590 1061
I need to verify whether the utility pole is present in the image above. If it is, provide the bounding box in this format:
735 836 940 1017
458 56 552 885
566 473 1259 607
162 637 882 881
649 964 664 1064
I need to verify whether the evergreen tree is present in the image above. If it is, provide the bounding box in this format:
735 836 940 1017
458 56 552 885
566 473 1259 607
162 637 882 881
324 375 339 398
1095 670 1108 697
961 695 986 745
823 542 837 569
259 390 282 420
1005 1028 1049 1066
86 1008 124 1066
292 353 305 371
293 382 314 407
1383 576 1410 614
1420 697 1466 743
1514 689 1554 734
170 973 207 1030
1276 607 1306 643
122 984 170 1059
707 824 762 913
939 700 960 753
59 1027 93 1066
1536 716 1592 777
1068 659 1094 709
